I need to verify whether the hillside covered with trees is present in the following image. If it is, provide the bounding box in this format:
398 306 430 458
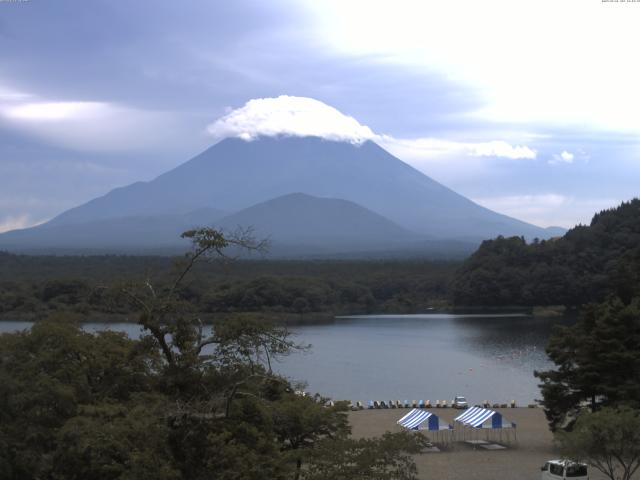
0 253 456 322
452 199 640 307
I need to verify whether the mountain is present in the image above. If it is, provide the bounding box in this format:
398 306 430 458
217 193 417 249
0 193 475 257
0 136 563 255
0 193 421 255
212 192 466 257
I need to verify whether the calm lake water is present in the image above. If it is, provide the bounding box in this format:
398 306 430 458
0 313 572 404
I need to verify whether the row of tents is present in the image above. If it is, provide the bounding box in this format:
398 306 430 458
397 406 517 443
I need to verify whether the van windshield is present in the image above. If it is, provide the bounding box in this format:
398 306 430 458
565 465 588 477
549 464 564 476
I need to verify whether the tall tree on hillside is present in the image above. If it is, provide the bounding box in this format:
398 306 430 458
120 227 268 370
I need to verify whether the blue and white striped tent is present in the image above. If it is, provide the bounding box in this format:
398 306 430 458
454 406 514 429
398 409 453 431
397 409 453 443
453 406 516 443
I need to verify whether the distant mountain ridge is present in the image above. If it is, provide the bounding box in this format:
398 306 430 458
0 136 565 256
0 208 226 253
0 194 423 255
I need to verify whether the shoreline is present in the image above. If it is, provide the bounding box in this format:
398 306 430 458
0 306 575 325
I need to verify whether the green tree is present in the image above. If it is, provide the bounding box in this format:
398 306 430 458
272 395 350 479
292 296 310 320
119 227 268 372
536 296 640 430
302 431 428 480
52 398 180 480
0 319 155 479
557 407 640 480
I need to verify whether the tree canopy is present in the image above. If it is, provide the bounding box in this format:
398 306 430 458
452 199 640 307
535 296 640 430
0 227 427 480
557 407 640 480
0 252 455 321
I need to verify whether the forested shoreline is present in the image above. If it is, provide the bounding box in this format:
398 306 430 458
0 253 457 322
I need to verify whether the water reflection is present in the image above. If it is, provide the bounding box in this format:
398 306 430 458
449 314 575 371
276 314 576 404
0 314 574 404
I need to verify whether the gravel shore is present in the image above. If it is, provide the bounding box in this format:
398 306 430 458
348 408 612 480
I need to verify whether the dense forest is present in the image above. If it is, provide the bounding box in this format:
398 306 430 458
452 199 640 307
0 253 457 321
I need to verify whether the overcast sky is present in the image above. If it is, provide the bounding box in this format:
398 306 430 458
1 0 638 232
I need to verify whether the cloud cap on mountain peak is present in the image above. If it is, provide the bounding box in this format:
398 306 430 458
207 95 537 161
207 95 376 144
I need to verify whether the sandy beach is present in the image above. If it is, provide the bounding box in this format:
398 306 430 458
348 407 613 480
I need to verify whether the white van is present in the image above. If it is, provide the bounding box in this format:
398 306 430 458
541 459 588 479
453 396 468 409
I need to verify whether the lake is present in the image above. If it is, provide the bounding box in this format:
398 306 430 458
0 313 571 404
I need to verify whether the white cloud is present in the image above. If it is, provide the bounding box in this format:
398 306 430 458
473 194 572 228
472 194 619 228
549 150 575 165
0 214 45 234
561 151 574 162
379 136 535 162
476 193 568 209
4 101 110 121
0 85 193 153
300 0 640 133
208 96 537 164
378 137 462 159
468 141 536 160
0 85 32 102
207 95 376 144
